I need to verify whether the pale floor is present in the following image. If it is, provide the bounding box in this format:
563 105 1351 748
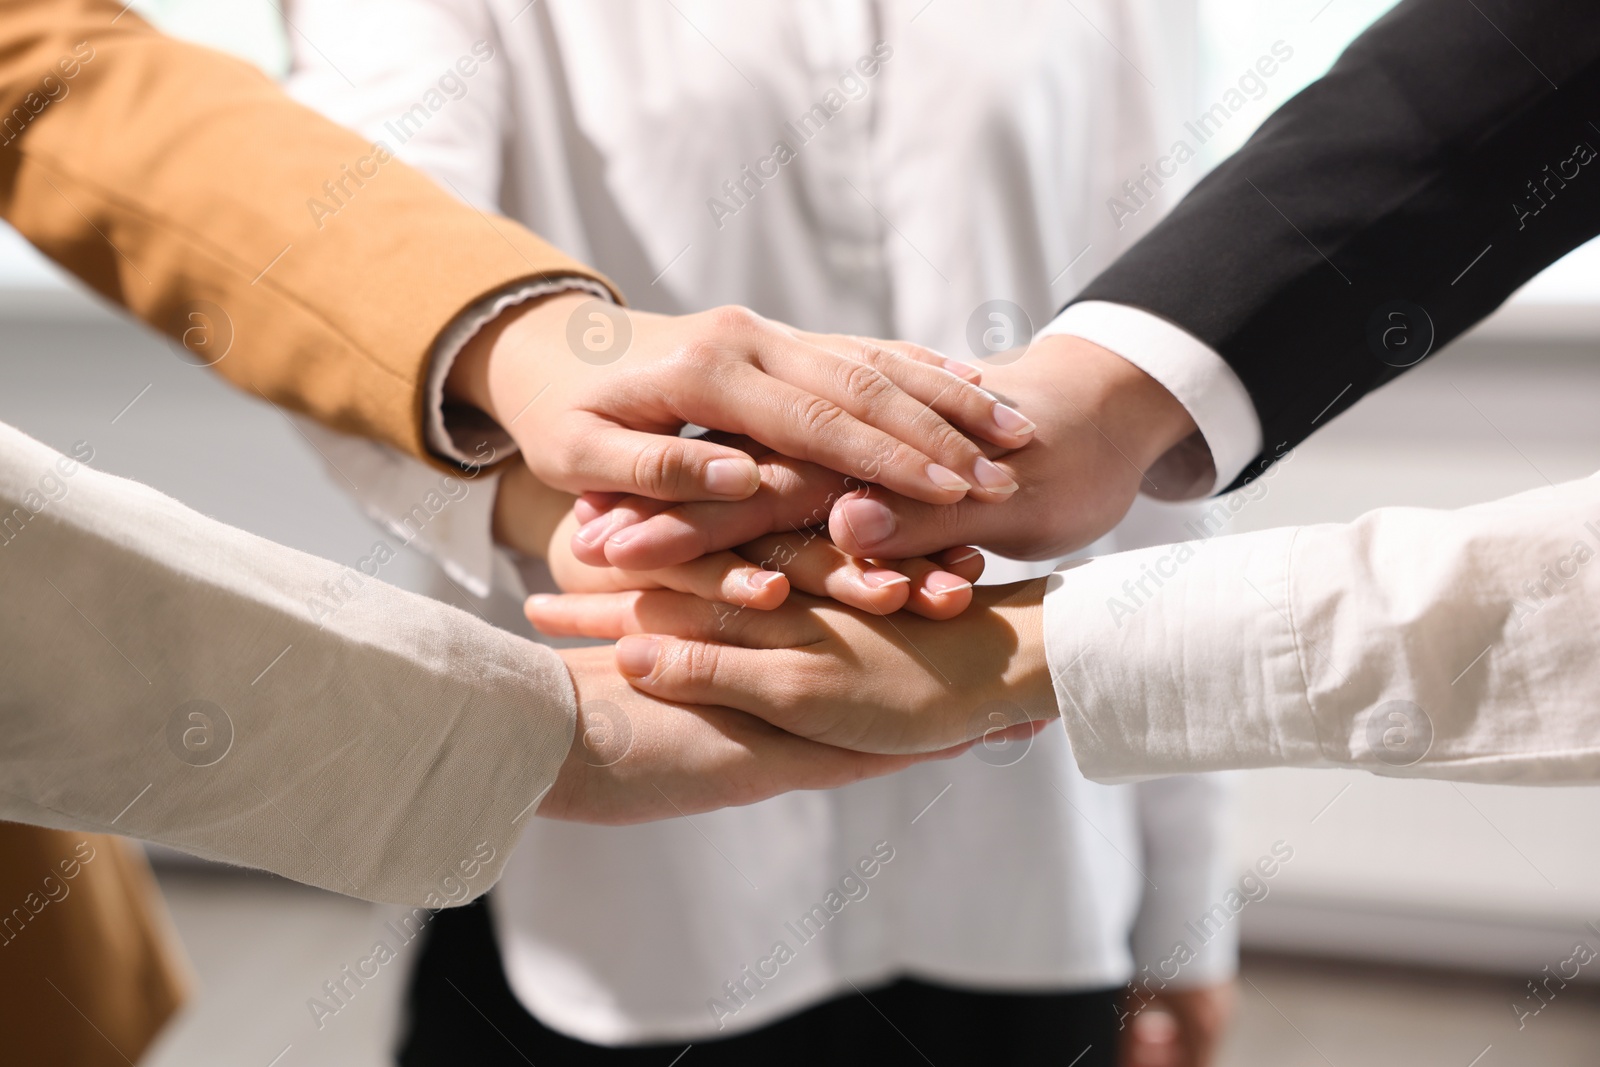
142 866 1600 1067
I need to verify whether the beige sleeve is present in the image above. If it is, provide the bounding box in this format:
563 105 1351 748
0 421 574 907
1046 472 1600 785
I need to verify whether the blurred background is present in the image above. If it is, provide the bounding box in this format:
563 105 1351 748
4 1 1599 1064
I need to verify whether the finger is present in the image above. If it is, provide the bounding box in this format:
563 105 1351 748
574 492 626 525
801 331 984 385
735 532 913 616
614 634 816 725
550 419 762 501
829 485 998 559
685 362 977 506
601 457 846 571
890 556 974 620
647 552 790 610
526 589 792 646
804 334 1036 461
888 341 984 385
570 495 673 566
934 545 987 584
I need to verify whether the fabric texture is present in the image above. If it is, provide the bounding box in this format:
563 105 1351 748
0 420 576 905
0 824 189 1067
286 0 1238 1044
1070 0 1600 490
1039 301 1262 495
1047 472 1600 783
0 0 617 468
400 897 1121 1067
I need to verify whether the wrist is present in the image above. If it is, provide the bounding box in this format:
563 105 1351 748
446 290 593 428
1033 334 1199 473
988 578 1055 719
492 462 577 560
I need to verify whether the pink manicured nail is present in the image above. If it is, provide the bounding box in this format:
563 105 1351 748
944 358 981 382
527 594 555 607
991 403 1036 437
926 463 971 493
924 572 972 596
862 570 912 590
837 497 896 549
972 457 1018 494
748 570 785 591
616 635 662 678
942 547 982 565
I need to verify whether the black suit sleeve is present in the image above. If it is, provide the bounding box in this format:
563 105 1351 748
1071 0 1600 490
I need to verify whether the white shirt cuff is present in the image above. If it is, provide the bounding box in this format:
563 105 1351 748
1036 301 1263 495
427 277 614 467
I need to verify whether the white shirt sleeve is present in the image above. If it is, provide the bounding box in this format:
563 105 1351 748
1045 470 1600 784
1037 301 1263 496
0 421 574 907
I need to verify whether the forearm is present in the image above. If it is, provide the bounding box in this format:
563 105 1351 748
0 421 574 906
0 0 615 462
1046 472 1600 783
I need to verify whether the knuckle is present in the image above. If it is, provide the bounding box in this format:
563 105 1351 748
837 359 897 407
677 640 723 687
704 304 760 336
849 340 897 369
793 393 849 438
631 441 689 497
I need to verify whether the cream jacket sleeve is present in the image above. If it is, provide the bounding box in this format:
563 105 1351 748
1047 472 1600 784
0 421 575 907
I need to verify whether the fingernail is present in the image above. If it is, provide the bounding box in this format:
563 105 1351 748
527 594 555 607
704 457 759 497
925 572 973 596
606 525 638 548
972 457 1018 494
838 498 896 548
748 570 785 591
926 463 971 493
943 547 982 565
944 358 981 381
616 635 662 678
991 402 1036 437
575 515 613 546
862 570 912 590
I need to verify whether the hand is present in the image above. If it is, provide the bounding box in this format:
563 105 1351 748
564 336 1206 568
1121 982 1236 1067
447 292 1037 504
524 581 1056 754
536 648 973 823
493 460 987 619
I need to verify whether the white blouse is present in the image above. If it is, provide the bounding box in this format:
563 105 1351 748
286 0 1241 1044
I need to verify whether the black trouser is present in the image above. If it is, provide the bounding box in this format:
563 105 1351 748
399 897 1119 1066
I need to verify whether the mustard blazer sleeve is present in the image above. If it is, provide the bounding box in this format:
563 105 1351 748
0 0 618 464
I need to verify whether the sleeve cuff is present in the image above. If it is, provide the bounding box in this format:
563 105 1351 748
1043 526 1321 782
427 277 615 467
1037 302 1263 496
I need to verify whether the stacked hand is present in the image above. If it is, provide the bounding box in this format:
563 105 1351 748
459 296 1198 816
473 297 1230 1065
555 332 1202 570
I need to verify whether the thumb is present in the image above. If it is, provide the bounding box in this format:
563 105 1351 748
564 427 761 501
828 489 982 559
